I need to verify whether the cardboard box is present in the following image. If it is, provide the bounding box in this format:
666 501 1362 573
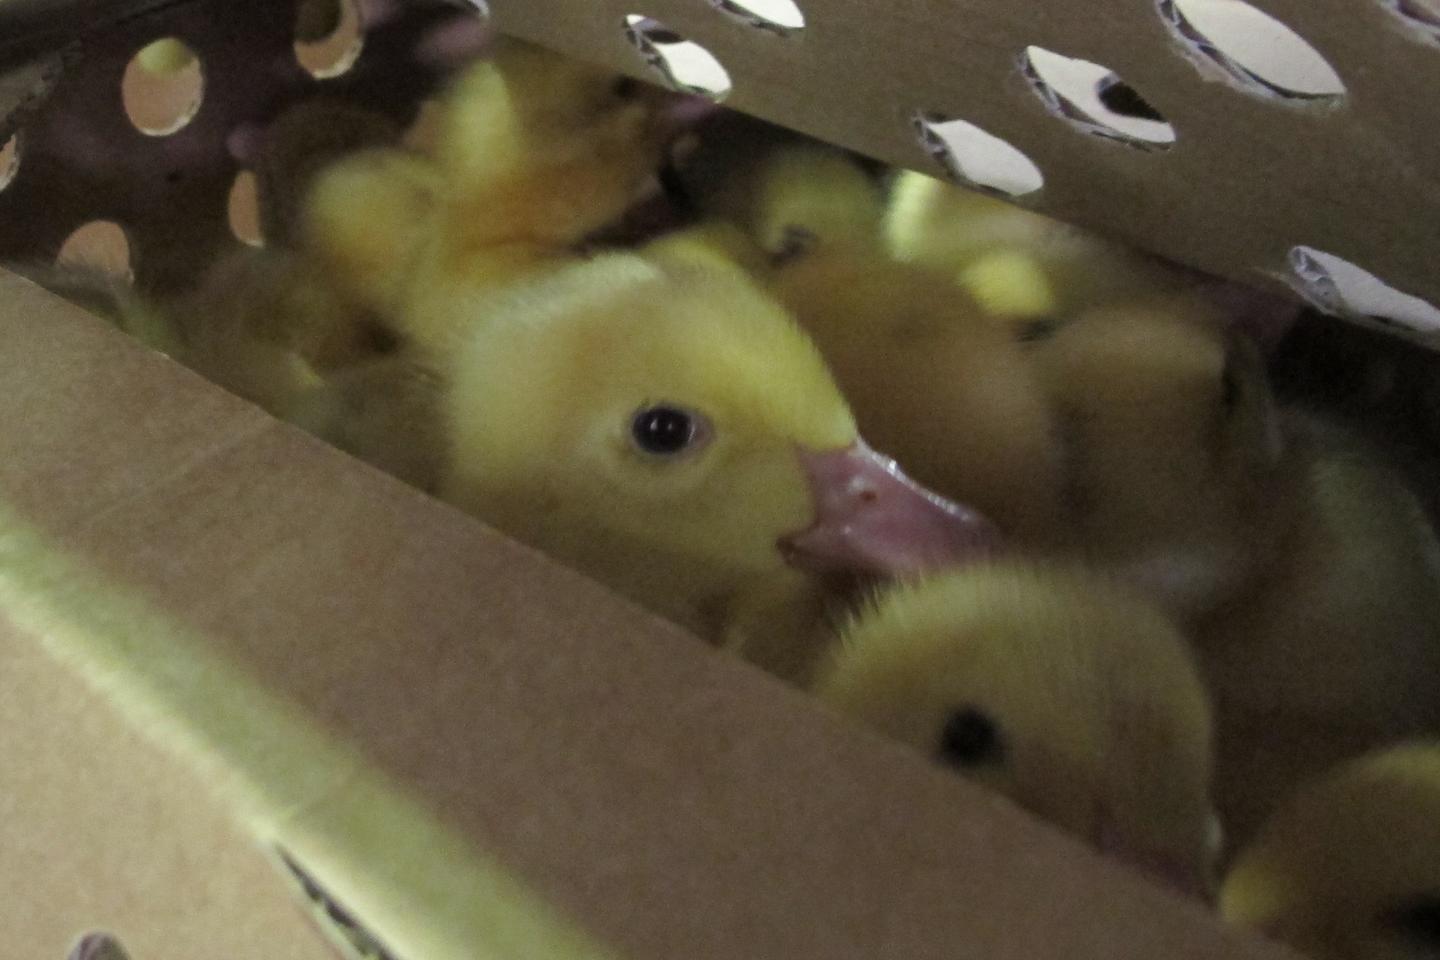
0 251 1295 958
0 0 1406 956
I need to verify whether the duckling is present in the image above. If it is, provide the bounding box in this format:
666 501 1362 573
1221 742 1440 960
884 170 1191 317
813 561 1219 898
1198 423 1440 850
439 251 999 669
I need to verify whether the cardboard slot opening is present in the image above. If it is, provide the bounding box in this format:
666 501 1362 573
295 0 365 80
122 39 205 137
913 112 1045 197
227 171 265 248
623 15 733 98
55 220 134 281
1288 246 1440 334
708 0 806 35
66 934 131 960
1158 0 1346 100
1020 46 1176 149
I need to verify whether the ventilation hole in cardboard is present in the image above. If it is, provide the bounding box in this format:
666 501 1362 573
228 171 264 247
276 847 401 960
1021 47 1175 148
913 112 1044 197
623 15 733 98
68 932 131 960
122 39 204 136
0 133 18 192
1159 0 1345 99
708 0 804 35
57 221 134 280
1288 246 1440 334
296 0 365 79
1380 0 1440 41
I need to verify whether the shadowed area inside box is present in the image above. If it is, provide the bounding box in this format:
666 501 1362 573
0 273 1294 960
0 0 490 297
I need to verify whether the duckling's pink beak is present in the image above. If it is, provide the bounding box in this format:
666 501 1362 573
780 441 1000 578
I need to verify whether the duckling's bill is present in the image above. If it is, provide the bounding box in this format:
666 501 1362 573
780 440 1001 577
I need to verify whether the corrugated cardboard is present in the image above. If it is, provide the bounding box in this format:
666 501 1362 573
0 270 1300 958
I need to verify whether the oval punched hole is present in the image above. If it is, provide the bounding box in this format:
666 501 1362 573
1380 0 1440 42
0 133 18 191
228 171 264 247
708 0 805 35
624 15 733 98
68 932 131 960
1022 47 1175 148
57 221 135 281
913 112 1044 197
1159 0 1345 99
1289 246 1440 334
296 0 365 79
122 38 204 136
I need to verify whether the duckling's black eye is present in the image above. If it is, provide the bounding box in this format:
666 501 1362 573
938 707 1005 770
612 76 642 99
631 405 698 456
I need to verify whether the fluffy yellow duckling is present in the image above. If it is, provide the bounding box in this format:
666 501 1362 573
770 250 1068 542
1198 423 1440 850
439 251 999 666
1025 297 1295 619
1221 743 1440 960
300 38 710 358
813 561 1219 898
286 353 447 493
884 170 1192 317
670 141 1067 542
246 96 405 253
1008 295 1440 851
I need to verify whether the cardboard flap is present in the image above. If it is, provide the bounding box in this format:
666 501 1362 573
490 0 1440 346
0 269 1297 959
0 601 337 960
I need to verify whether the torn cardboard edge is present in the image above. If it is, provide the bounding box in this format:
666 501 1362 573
0 272 1296 958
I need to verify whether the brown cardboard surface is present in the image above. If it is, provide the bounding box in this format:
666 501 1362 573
0 270 1302 958
0 597 337 959
484 0 1440 342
